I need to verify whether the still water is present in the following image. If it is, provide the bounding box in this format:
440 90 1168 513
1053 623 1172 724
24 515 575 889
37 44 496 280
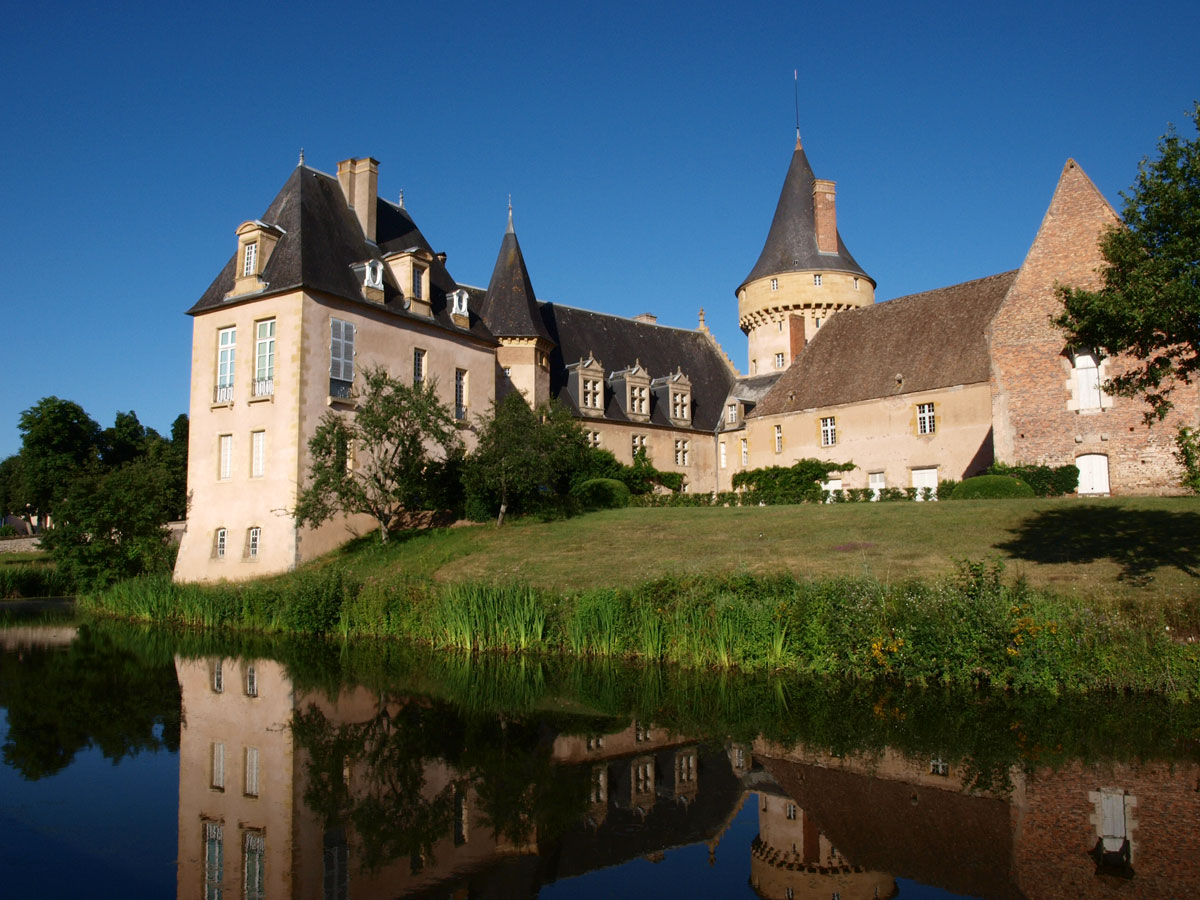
2 620 1199 899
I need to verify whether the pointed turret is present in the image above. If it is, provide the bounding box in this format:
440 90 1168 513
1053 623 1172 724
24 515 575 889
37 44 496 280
741 136 871 288
477 205 555 405
736 136 876 377
477 204 554 344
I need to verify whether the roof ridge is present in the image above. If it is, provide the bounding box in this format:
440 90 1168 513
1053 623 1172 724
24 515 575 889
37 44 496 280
875 270 1019 307
538 300 707 335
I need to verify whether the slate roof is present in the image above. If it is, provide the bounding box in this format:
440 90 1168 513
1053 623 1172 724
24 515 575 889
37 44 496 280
740 139 872 290
188 165 495 342
751 270 1018 417
474 212 554 343
540 303 738 432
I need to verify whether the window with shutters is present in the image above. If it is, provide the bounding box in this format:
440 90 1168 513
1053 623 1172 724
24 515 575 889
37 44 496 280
329 319 355 397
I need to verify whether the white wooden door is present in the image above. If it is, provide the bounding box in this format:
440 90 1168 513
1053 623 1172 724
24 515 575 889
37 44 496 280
912 467 938 500
1077 454 1110 495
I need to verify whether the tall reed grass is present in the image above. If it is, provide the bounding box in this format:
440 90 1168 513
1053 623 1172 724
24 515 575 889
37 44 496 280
80 560 1200 697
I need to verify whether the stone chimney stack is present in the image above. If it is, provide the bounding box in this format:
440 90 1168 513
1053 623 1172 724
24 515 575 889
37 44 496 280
337 157 379 242
812 179 837 254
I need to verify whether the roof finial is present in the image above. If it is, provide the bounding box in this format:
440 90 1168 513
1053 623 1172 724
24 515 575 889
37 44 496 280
793 68 802 148
398 188 405 209
698 307 706 328
299 147 305 166
506 195 514 234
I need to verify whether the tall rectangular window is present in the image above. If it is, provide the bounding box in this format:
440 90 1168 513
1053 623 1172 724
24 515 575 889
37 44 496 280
671 391 689 420
631 434 647 459
587 431 601 448
330 319 354 396
719 442 726 468
212 661 223 693
727 403 737 424
629 385 647 414
411 266 424 300
1074 353 1102 410
455 368 467 420
204 822 224 900
216 327 236 402
774 352 785 369
254 319 275 396
214 528 227 559
245 665 258 698
242 242 257 277
821 416 837 447
218 434 232 481
674 439 689 466
211 742 225 790
413 348 426 384
582 377 601 409
774 425 783 453
243 831 265 900
917 402 936 435
251 431 265 478
741 438 748 465
246 527 260 560
244 747 260 797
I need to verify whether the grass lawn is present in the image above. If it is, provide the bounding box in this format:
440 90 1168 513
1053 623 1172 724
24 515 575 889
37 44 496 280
0 551 50 566
326 496 1200 602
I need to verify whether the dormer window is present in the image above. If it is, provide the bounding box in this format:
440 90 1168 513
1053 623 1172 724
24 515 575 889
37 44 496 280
671 391 688 420
630 385 647 414
365 260 383 289
229 220 284 299
450 289 468 316
382 247 434 317
411 266 425 300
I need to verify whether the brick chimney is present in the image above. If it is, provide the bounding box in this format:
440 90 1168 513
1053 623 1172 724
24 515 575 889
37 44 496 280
337 157 379 242
813 179 837 254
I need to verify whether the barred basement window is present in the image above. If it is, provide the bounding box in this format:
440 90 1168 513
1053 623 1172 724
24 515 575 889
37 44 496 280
821 416 836 447
917 402 936 435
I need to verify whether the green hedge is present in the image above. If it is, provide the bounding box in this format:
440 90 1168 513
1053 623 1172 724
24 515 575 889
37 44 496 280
572 478 631 510
951 475 1036 500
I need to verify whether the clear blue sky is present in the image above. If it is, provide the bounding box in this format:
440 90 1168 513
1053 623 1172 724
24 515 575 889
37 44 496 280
1 0 1197 458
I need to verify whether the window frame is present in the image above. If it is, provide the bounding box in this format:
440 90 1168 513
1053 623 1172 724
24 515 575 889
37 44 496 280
250 430 265 478
246 526 260 560
242 241 258 277
218 434 233 481
214 527 227 559
917 402 936 435
216 326 236 400
741 438 748 465
329 318 355 394
774 425 783 454
254 318 275 394
413 348 426 385
820 416 837 447
454 368 467 420
774 352 785 369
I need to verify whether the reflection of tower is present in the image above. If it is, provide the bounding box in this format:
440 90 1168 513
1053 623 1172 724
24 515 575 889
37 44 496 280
175 657 297 900
749 789 895 900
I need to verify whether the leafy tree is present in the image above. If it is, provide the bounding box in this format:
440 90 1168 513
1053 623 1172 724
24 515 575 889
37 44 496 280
1055 102 1200 422
0 454 27 522
463 393 588 525
17 396 101 522
295 365 462 543
39 457 178 589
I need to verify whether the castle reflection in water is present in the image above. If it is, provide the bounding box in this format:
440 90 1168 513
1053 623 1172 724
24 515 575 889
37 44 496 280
178 657 1200 900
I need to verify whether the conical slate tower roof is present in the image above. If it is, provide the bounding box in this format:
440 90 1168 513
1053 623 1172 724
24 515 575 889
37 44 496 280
476 208 554 343
740 137 872 290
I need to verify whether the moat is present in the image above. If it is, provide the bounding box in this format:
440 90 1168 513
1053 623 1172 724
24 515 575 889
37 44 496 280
3 619 1199 899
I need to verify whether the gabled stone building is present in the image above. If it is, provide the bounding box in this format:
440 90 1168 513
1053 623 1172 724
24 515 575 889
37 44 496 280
175 136 1192 582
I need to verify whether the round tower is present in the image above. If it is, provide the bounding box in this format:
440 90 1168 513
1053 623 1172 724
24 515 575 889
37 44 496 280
737 135 875 375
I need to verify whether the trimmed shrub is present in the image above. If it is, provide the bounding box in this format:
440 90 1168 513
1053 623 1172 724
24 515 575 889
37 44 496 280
573 478 631 510
987 462 1079 497
951 475 1036 500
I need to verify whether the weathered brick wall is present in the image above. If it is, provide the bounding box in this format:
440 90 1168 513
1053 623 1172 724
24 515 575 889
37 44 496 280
989 160 1197 494
1013 760 1200 899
